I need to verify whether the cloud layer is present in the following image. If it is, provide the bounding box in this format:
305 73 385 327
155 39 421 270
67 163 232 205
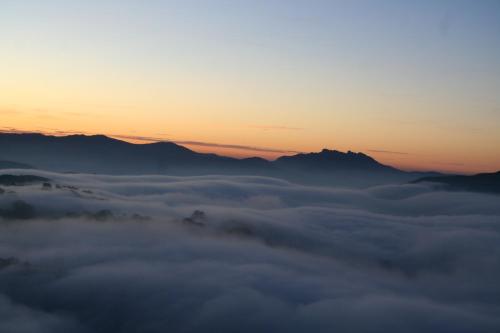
1 170 499 332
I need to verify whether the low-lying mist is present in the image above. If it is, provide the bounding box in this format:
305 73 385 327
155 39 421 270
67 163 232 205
1 170 499 333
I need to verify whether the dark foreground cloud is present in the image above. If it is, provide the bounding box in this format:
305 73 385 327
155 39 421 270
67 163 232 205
0 171 499 332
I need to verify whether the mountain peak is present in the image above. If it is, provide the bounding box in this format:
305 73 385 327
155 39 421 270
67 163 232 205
319 148 342 156
319 148 369 157
275 148 388 171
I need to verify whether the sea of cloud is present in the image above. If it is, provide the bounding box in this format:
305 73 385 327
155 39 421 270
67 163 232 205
0 170 499 333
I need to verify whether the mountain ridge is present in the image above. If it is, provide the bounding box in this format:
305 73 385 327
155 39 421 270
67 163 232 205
0 133 437 187
413 171 500 194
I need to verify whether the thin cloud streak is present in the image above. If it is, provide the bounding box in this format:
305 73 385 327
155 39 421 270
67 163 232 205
368 149 409 155
174 140 302 154
110 134 170 143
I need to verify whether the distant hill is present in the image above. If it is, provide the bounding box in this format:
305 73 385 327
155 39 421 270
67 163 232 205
275 149 394 171
0 160 33 169
413 172 500 194
0 133 273 175
0 174 49 186
0 133 436 187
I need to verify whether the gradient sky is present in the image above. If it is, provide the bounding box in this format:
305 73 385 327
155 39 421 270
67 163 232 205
1 0 500 173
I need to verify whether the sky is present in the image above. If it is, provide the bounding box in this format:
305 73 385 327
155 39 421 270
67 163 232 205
1 0 499 173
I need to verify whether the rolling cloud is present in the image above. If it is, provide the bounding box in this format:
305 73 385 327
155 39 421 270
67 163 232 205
0 171 499 332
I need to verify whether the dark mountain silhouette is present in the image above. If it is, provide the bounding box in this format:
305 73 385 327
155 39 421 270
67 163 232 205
0 160 33 169
273 148 431 186
0 133 272 175
0 174 49 186
0 133 436 187
276 149 389 170
413 171 500 194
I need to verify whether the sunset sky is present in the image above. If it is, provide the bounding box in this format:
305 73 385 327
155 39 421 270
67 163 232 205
1 0 499 173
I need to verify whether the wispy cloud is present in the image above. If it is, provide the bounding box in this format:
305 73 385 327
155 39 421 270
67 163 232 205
368 149 409 155
435 161 465 167
0 127 32 134
0 128 89 136
110 134 169 142
174 140 301 154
